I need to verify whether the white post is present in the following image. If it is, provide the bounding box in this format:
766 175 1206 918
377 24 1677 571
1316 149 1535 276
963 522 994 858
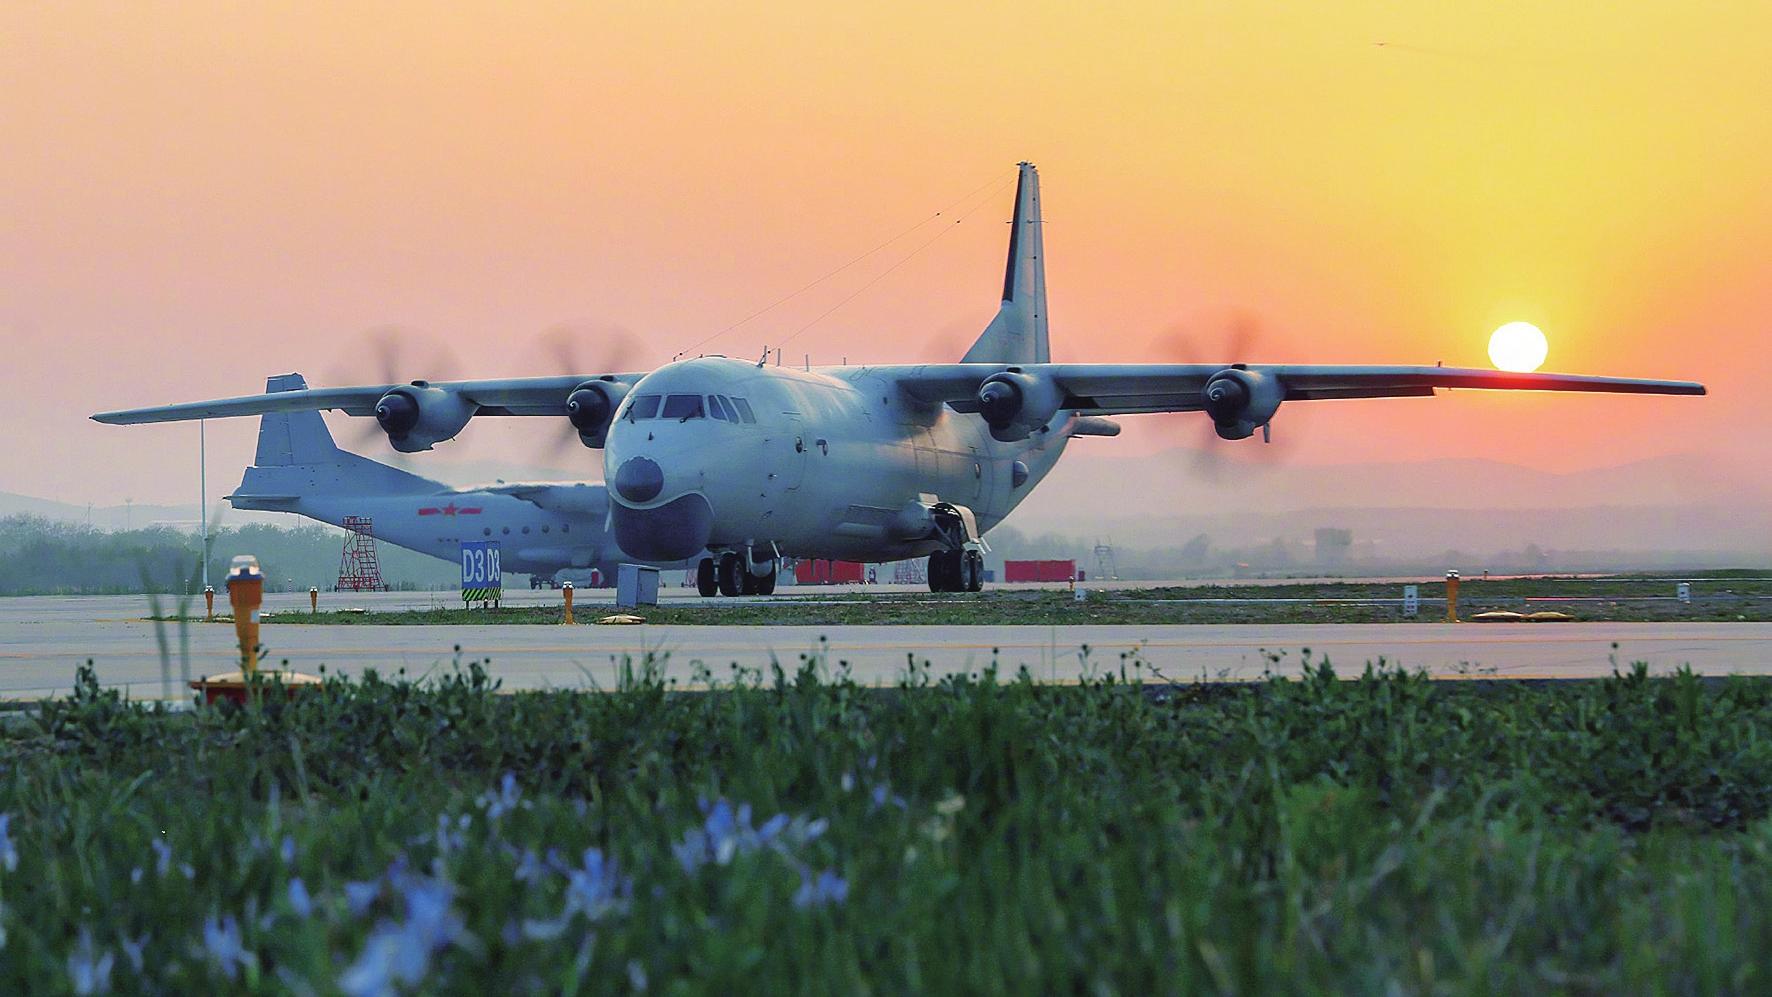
199 419 209 592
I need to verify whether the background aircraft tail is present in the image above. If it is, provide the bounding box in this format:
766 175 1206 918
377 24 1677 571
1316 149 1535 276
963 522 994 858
963 162 1050 364
230 374 444 510
253 373 349 467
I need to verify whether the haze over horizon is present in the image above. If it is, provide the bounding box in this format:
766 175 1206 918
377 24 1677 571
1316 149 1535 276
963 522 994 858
4 4 1766 530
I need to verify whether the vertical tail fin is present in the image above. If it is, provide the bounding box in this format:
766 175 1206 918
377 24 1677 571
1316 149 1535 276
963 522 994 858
231 373 444 509
254 374 344 466
962 162 1049 363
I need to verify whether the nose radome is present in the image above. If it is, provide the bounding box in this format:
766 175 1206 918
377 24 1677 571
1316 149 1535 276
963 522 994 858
613 456 664 503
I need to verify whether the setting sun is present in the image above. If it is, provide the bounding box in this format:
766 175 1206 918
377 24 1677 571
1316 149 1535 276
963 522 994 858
1488 322 1550 373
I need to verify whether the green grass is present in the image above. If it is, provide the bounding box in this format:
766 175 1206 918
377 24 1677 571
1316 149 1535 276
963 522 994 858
199 573 1772 626
7 657 1772 990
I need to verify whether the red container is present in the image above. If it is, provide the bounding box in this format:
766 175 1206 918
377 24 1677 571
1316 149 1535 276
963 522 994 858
793 559 867 584
1002 559 1077 583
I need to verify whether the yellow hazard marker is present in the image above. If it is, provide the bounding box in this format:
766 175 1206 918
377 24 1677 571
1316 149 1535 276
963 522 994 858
204 585 215 622
1445 569 1461 623
226 555 264 674
562 581 575 626
309 586 319 614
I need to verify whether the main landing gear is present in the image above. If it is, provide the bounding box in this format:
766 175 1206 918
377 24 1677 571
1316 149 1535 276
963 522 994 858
928 549 984 593
697 552 777 597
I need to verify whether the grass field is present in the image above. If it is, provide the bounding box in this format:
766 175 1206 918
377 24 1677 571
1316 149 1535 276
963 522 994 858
217 571 1772 627
6 657 1772 990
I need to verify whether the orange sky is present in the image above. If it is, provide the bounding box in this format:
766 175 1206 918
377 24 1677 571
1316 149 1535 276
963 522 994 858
3 2 1768 508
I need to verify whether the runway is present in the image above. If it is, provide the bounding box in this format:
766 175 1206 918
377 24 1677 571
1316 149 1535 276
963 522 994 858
2 593 1770 699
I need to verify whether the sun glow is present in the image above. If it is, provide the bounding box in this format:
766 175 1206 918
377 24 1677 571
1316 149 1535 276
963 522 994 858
1488 322 1549 373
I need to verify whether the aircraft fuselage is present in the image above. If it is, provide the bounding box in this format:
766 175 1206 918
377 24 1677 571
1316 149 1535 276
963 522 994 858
603 356 1071 562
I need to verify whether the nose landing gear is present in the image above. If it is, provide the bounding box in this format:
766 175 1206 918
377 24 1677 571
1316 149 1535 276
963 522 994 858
697 549 779 597
928 549 984 593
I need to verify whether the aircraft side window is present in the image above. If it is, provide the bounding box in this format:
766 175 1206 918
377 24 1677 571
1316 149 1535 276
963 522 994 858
730 397 757 423
662 394 703 420
707 395 729 421
719 396 742 422
628 394 661 421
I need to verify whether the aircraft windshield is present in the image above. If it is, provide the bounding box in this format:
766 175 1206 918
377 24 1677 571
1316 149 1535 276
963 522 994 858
626 394 661 421
661 394 704 420
624 392 756 423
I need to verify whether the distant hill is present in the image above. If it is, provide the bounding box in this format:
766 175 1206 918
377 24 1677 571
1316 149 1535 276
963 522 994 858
999 450 1772 571
1014 450 1765 520
0 491 296 532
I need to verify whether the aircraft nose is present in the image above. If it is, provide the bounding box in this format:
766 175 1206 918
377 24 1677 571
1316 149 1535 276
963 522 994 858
611 492 714 561
612 456 664 503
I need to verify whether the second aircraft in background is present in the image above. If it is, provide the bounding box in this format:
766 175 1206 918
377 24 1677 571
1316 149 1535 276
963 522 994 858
231 375 689 588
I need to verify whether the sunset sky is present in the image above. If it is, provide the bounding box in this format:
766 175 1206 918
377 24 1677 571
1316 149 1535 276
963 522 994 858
3 2 1768 511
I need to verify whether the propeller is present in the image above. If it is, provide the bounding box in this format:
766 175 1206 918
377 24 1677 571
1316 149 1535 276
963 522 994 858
1148 311 1297 476
920 316 978 363
325 326 461 458
531 322 643 461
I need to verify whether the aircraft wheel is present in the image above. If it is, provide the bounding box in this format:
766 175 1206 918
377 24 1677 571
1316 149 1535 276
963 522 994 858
740 568 758 595
927 552 946 592
717 552 743 597
755 564 777 596
960 551 982 592
696 558 718 597
965 551 985 592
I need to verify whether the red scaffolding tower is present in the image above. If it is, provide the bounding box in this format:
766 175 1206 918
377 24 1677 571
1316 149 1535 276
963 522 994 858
336 516 387 591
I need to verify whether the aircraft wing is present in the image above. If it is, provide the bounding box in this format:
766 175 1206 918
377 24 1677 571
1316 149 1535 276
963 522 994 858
91 374 641 424
888 363 1706 416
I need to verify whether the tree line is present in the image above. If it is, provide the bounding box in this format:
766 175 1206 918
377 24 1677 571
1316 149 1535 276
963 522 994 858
0 515 459 595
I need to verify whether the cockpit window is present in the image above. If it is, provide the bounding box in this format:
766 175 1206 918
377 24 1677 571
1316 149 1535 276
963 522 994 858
707 395 730 421
662 394 704 420
730 397 757 423
626 394 661 421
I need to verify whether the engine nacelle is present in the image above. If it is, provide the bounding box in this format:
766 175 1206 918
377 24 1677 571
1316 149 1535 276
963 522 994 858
975 369 1064 442
374 383 476 453
1201 368 1284 441
565 379 629 448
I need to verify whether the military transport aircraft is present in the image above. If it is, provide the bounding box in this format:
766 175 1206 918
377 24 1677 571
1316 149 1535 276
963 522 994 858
96 163 1705 596
235 374 674 587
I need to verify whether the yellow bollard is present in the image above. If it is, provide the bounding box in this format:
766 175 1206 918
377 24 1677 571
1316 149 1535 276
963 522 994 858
562 581 574 625
1445 569 1461 623
204 586 215 622
309 586 319 614
227 555 264 674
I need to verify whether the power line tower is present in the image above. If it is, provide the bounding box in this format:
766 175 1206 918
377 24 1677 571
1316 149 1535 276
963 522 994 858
1092 539 1119 581
336 516 387 591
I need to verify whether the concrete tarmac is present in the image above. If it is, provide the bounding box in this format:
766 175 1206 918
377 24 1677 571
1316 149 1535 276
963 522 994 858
2 593 1770 699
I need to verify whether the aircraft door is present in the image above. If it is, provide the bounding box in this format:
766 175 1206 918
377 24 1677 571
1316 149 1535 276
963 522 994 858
765 414 809 505
964 446 987 506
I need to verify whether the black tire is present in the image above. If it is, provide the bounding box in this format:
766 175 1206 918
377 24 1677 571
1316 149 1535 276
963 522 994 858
959 551 978 592
740 567 758 595
696 558 718 597
966 551 985 592
755 565 777 595
927 552 946 592
717 552 743 597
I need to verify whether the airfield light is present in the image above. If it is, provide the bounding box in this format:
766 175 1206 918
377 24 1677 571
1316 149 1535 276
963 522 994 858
562 581 575 626
309 586 319 614
1445 570 1461 623
227 555 264 674
204 585 215 622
